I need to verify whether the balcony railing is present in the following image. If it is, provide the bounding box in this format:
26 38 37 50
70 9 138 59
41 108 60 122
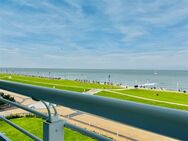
0 80 188 141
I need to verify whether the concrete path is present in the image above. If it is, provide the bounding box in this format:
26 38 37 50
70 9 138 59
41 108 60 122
84 89 102 95
0 91 177 141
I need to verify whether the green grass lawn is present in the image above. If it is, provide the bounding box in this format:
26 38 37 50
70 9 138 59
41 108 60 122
96 89 188 111
0 117 95 141
1 73 188 111
116 89 188 104
0 73 119 92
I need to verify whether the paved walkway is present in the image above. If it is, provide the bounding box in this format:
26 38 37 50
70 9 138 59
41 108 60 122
0 90 177 141
84 89 102 95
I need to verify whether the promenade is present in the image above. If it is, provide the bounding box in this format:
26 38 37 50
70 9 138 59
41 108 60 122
0 89 177 141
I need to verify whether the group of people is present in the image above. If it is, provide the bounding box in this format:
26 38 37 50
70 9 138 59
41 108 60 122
75 79 101 84
75 79 122 86
178 89 187 93
9 73 62 80
134 85 187 93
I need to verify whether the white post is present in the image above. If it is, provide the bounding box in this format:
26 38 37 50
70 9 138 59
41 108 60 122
177 82 179 91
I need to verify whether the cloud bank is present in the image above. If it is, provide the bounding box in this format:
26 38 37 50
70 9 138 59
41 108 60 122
0 0 188 69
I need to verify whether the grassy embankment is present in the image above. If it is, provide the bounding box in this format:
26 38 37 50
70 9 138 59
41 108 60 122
1 73 188 111
0 73 188 140
0 73 119 92
96 89 188 111
0 117 95 141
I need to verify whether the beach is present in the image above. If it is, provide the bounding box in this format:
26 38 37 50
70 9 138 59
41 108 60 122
1 68 188 91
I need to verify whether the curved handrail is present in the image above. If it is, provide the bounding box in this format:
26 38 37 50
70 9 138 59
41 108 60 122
0 80 188 140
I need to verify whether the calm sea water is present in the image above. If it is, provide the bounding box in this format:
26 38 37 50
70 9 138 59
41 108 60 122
1 68 188 90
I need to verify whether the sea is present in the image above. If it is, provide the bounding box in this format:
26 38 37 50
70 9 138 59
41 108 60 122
1 68 188 91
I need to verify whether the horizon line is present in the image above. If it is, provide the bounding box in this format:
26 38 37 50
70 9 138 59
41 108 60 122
1 67 188 71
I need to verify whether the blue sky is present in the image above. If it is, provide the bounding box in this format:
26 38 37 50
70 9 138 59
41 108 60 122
0 0 188 69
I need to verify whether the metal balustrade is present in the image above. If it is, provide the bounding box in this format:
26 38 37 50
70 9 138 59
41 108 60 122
0 80 188 140
0 133 11 141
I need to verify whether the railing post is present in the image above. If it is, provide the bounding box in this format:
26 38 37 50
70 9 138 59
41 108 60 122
43 119 65 141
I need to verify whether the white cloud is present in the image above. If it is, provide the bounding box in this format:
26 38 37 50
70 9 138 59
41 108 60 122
0 0 188 69
0 47 19 54
118 26 147 42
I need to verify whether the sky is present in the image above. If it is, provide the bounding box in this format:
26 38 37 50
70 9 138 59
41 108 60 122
0 0 188 70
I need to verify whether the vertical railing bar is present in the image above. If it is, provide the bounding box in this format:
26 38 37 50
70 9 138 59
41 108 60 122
51 104 58 116
41 101 52 122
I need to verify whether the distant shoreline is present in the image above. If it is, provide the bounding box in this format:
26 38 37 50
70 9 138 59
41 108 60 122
0 72 187 94
1 67 188 71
